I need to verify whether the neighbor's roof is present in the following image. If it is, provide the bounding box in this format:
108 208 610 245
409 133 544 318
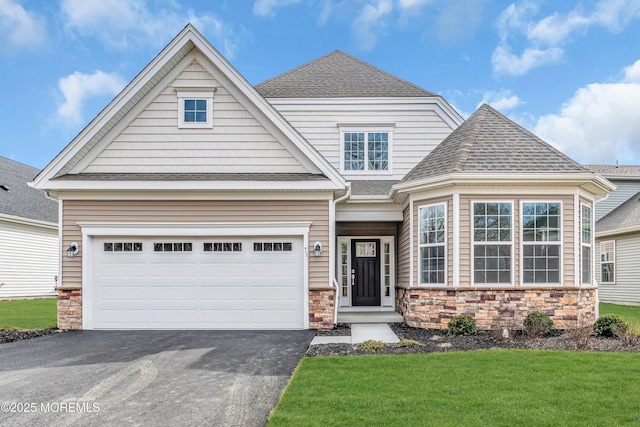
255 50 435 98
0 157 58 224
402 104 588 183
584 165 640 178
596 190 640 234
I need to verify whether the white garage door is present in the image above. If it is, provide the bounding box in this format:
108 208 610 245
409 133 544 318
89 236 304 329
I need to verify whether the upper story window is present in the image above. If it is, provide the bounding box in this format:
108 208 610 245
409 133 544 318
339 125 393 174
176 89 215 129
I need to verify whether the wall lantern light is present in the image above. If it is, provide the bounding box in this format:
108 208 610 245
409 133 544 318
313 241 322 257
66 242 79 258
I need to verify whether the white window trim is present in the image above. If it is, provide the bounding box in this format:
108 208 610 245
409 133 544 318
580 203 593 285
418 202 447 286
520 200 563 286
599 240 616 284
177 90 215 129
471 200 514 287
338 125 393 175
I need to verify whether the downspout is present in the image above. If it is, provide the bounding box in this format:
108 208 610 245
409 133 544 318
331 183 351 326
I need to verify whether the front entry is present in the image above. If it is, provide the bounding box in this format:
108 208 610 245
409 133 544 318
351 239 381 306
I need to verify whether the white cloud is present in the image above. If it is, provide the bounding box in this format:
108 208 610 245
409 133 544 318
493 0 640 76
491 45 563 76
60 0 239 57
478 89 523 111
398 0 434 9
252 0 302 18
0 0 46 52
351 0 393 50
56 70 126 125
534 60 640 164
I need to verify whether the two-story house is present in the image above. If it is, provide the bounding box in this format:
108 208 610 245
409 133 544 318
33 25 613 330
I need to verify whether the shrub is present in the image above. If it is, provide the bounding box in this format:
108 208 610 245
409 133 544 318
594 314 626 337
523 311 554 339
394 338 425 348
612 322 640 346
447 314 477 336
356 340 386 352
562 316 593 349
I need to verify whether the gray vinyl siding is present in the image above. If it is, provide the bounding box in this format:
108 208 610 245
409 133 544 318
273 108 454 180
0 221 58 298
85 59 306 174
597 234 640 304
596 180 640 220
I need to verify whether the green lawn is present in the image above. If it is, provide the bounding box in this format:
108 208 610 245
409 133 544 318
0 298 57 329
268 350 640 427
600 303 640 327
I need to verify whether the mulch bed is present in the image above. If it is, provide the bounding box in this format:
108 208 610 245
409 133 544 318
0 328 60 344
307 323 640 356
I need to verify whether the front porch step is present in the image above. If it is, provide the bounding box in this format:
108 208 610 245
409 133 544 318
337 311 404 324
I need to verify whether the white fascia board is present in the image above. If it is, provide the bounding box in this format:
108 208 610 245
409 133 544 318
77 221 312 237
0 213 58 230
57 190 334 201
33 27 199 190
392 173 616 198
44 179 342 192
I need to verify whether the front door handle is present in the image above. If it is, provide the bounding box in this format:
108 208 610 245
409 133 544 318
351 269 355 286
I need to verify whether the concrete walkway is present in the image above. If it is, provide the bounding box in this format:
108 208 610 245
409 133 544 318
310 323 400 345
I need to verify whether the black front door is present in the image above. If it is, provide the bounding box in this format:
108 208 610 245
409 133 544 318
351 239 381 306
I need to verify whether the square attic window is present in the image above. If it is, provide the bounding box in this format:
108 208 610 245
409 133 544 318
176 89 215 129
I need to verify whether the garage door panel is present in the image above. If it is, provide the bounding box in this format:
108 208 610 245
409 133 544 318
98 262 146 278
200 286 247 301
150 262 198 278
150 286 199 301
100 286 146 301
91 236 304 329
200 261 247 278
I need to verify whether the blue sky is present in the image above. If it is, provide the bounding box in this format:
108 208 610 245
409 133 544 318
2 0 640 170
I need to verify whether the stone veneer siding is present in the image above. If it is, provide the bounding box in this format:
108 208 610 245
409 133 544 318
309 288 335 329
58 288 82 330
396 287 597 330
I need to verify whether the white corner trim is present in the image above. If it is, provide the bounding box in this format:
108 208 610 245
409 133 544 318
574 194 580 286
409 197 414 287
453 193 460 287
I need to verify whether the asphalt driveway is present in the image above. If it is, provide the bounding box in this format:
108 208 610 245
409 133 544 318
0 330 315 426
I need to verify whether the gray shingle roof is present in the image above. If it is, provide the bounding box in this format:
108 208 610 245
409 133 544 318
402 104 588 183
584 165 640 177
0 157 58 224
349 180 399 196
596 190 640 233
255 50 435 98
55 173 329 181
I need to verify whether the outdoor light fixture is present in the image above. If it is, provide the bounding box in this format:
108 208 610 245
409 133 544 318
66 242 79 258
313 241 322 257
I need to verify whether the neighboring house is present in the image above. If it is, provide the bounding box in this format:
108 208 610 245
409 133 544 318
0 156 58 298
585 165 640 306
32 25 613 330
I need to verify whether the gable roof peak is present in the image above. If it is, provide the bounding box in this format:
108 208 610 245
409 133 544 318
255 50 436 98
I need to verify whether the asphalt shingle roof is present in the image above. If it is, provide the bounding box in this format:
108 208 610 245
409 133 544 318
596 190 640 233
402 104 588 183
255 50 435 98
0 157 58 224
349 180 400 196
584 165 640 177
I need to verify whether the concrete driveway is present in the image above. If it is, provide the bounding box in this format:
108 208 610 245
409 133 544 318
0 330 315 426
